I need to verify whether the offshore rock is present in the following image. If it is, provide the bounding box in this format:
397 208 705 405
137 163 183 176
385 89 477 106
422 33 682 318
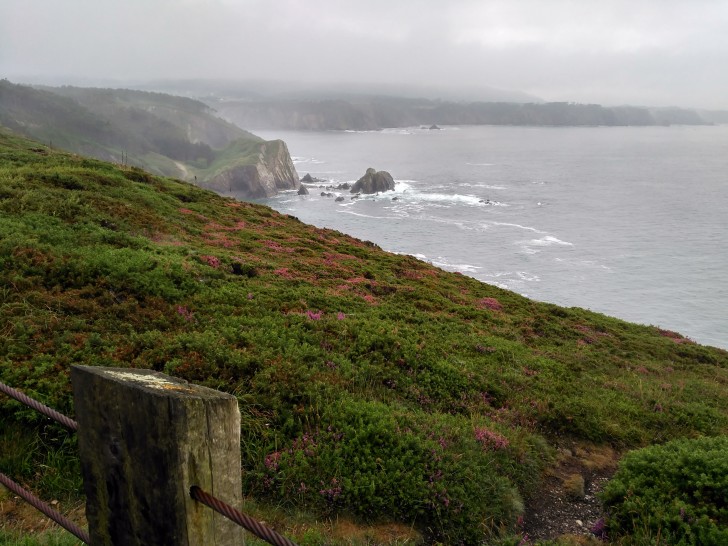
301 173 323 183
297 185 309 195
350 168 395 194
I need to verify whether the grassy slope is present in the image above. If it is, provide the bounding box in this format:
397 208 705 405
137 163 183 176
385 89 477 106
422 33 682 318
0 80 265 181
0 128 726 544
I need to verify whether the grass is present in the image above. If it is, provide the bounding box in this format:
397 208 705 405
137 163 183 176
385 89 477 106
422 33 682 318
0 530 83 546
0 126 726 544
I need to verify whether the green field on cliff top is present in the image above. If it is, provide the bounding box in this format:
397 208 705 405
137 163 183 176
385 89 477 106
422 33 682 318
0 128 726 545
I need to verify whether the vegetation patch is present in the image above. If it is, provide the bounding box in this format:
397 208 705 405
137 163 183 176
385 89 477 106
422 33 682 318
601 436 728 545
1 127 727 544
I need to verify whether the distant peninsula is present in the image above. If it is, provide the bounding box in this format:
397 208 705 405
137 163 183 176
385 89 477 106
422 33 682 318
0 80 299 198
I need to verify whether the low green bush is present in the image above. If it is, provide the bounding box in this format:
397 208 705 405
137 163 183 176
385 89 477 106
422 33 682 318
601 435 728 544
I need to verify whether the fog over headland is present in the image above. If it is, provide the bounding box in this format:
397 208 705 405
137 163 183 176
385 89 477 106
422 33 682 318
2 0 727 109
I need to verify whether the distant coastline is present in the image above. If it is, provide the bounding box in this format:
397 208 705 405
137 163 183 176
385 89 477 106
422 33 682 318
210 95 718 131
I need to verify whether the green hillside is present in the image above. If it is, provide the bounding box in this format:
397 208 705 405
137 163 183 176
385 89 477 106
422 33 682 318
0 128 726 545
0 81 298 198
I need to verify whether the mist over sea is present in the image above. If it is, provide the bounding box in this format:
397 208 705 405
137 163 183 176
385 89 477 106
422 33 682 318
249 125 728 349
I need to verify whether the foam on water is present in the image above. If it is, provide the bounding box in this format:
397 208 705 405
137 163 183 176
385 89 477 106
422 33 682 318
403 252 482 274
518 235 574 255
527 236 573 247
459 183 507 190
489 222 546 234
292 156 325 164
338 210 400 220
257 124 728 348
431 258 481 273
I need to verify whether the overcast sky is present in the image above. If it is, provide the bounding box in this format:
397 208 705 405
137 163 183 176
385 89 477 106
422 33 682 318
2 0 727 109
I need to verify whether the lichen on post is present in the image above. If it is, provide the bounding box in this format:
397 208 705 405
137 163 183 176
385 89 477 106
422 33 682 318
71 365 244 545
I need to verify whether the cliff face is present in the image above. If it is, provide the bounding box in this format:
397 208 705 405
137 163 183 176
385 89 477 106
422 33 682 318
262 140 299 191
205 139 299 199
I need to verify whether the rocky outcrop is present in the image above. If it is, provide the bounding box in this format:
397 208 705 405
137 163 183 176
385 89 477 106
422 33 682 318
301 173 324 183
350 168 395 194
297 185 309 195
206 139 299 199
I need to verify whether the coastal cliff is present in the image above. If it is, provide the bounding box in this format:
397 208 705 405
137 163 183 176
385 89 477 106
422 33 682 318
0 80 299 199
205 139 299 198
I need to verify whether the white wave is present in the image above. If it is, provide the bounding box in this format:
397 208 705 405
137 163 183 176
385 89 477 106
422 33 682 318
431 257 481 273
490 222 546 234
518 235 573 255
410 192 490 207
527 236 573 247
337 210 399 220
459 183 507 190
292 156 325 164
466 162 496 166
394 252 479 275
350 180 414 200
517 271 541 282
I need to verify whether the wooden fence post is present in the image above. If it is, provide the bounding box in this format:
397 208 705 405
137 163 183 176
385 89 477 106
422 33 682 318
71 365 244 545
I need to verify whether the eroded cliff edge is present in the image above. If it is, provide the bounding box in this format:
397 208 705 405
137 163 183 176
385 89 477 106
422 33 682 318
0 81 299 200
203 139 299 199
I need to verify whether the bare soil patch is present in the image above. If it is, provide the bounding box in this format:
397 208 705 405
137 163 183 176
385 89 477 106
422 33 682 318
523 443 619 543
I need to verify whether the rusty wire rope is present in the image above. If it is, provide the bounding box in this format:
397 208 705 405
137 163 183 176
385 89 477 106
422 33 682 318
190 485 299 546
2 380 300 545
0 472 90 544
0 381 78 431
0 382 88 542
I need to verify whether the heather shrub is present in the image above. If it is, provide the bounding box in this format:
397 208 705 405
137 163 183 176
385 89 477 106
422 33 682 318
247 398 533 544
601 435 728 544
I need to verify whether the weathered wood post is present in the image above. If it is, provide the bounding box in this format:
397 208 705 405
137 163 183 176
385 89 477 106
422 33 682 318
71 365 244 545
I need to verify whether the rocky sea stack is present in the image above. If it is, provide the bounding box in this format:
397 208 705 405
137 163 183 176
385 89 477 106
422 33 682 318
350 168 395 194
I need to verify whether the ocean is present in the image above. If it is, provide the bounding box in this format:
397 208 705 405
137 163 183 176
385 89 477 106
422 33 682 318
248 125 728 350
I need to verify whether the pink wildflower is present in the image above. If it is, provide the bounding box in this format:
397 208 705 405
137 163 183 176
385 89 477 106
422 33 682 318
176 306 194 321
337 312 346 320
306 310 323 320
274 268 294 279
478 297 503 311
474 426 510 451
201 255 221 268
264 451 281 471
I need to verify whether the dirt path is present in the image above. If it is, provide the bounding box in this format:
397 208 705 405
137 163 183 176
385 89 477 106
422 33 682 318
522 443 618 543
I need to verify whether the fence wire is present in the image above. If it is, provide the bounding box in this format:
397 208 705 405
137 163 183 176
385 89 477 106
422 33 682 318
0 472 90 544
0 381 78 431
191 485 299 546
2 379 301 545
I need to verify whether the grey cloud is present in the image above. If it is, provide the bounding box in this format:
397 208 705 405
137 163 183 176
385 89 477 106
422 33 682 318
1 0 727 108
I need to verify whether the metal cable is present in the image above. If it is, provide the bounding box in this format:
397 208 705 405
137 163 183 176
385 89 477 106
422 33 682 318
190 486 299 546
0 381 78 432
0 472 90 544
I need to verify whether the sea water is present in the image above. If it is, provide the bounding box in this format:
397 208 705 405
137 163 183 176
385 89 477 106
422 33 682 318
247 125 728 349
